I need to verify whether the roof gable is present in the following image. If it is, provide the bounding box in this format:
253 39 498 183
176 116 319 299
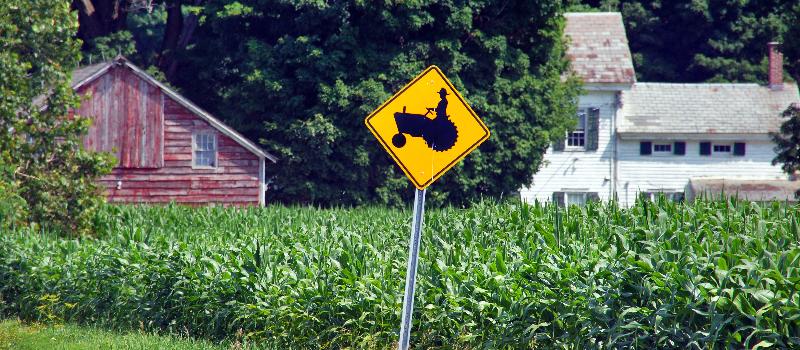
564 12 636 85
71 57 277 163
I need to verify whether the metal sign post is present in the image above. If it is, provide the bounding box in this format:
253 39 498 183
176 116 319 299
398 188 426 350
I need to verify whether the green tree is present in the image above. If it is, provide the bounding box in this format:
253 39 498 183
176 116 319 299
580 0 794 83
73 0 203 81
0 0 114 234
782 3 800 82
771 104 800 190
771 4 800 194
170 0 579 206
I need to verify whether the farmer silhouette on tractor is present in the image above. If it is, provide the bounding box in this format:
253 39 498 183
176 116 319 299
391 88 458 152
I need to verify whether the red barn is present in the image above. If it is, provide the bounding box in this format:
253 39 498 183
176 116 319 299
70 56 277 206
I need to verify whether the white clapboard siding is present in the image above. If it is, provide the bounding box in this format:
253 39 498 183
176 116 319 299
616 139 784 206
520 91 618 203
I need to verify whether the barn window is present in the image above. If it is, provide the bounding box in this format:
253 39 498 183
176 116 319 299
193 132 217 168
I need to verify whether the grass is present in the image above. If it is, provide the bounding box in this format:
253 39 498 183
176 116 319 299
1 198 799 348
0 319 253 350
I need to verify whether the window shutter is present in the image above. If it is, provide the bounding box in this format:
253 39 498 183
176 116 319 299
585 108 600 151
733 142 746 156
699 142 711 155
673 141 686 155
552 136 565 151
587 192 600 202
552 192 565 207
640 141 652 155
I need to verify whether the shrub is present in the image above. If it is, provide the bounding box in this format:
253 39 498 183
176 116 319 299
0 0 115 235
0 163 26 230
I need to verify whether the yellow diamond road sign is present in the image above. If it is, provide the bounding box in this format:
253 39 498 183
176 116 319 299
365 66 490 189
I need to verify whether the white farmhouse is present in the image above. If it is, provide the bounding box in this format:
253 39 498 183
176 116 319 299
520 12 800 206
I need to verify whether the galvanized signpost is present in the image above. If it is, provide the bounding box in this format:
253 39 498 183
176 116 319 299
365 66 490 350
398 188 425 349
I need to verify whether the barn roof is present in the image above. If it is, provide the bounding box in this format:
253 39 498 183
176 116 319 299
71 61 109 87
618 82 799 135
70 57 277 163
564 12 636 85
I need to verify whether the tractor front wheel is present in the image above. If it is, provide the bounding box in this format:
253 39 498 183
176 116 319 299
392 133 406 148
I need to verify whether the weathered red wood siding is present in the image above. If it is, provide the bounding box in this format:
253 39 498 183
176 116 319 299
76 66 262 206
77 67 164 168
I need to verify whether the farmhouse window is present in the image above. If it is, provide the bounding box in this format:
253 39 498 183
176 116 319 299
641 191 685 202
713 144 732 153
553 191 599 207
552 192 565 206
567 192 586 206
193 132 217 168
653 143 672 153
566 110 587 148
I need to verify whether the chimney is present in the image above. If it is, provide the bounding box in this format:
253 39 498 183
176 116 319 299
768 42 784 90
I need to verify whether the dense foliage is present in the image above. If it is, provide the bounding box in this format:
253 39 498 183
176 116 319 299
176 1 579 206
770 4 800 183
772 104 800 189
0 0 114 234
784 4 800 82
2 200 799 348
574 0 796 83
71 1 800 206
73 1 580 206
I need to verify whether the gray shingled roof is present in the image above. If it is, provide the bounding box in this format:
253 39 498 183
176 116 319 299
619 83 800 134
564 12 636 85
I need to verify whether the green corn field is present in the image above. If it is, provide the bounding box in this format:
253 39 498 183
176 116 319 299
0 198 799 349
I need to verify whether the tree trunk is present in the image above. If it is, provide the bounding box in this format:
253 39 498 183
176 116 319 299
72 0 129 44
159 0 202 81
157 0 183 71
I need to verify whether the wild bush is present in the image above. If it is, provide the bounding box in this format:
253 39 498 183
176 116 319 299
0 0 115 234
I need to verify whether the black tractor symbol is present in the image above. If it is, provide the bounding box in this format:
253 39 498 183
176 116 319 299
391 88 458 152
